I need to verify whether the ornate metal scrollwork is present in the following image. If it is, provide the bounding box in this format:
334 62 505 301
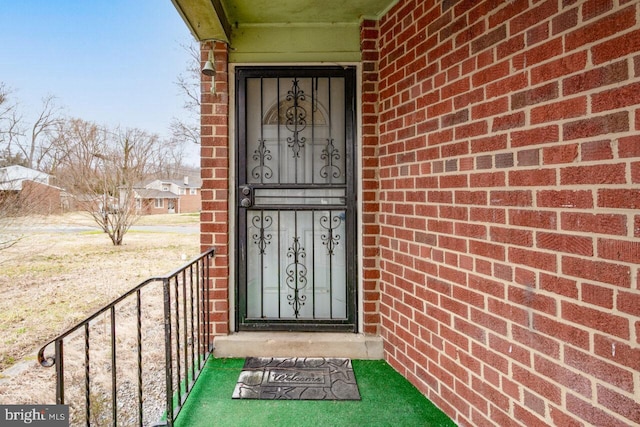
37 345 55 368
285 78 307 158
286 236 308 317
252 138 273 180
320 213 342 256
320 138 341 179
251 213 273 254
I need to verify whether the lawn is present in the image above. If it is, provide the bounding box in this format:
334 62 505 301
0 212 200 404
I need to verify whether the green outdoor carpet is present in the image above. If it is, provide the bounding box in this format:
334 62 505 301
175 358 455 427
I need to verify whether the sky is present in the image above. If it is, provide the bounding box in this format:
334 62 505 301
0 0 199 164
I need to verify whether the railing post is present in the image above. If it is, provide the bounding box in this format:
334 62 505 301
55 339 64 405
136 290 143 427
162 277 174 427
110 306 117 426
84 324 91 427
204 251 212 353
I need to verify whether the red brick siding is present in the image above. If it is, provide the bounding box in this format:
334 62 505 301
138 198 179 215
371 1 640 426
20 180 63 215
362 20 382 335
145 201 169 215
200 40 230 336
179 192 201 213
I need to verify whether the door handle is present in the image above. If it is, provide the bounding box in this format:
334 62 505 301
239 186 252 207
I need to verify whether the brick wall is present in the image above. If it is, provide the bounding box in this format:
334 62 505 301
179 192 201 213
200 40 230 336
139 198 176 215
362 21 383 335
20 180 63 215
372 0 640 425
141 200 167 215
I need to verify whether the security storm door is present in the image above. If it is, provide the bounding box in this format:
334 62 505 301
236 67 357 331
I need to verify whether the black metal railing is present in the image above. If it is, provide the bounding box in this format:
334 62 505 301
38 247 215 426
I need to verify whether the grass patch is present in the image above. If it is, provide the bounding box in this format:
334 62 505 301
0 213 199 373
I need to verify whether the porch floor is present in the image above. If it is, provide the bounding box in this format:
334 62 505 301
174 358 455 427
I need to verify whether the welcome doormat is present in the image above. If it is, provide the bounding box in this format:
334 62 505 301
232 357 361 400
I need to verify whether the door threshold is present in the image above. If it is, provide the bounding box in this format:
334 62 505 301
213 332 383 360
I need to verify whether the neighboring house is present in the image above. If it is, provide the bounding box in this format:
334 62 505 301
134 176 201 214
0 165 68 215
171 1 640 427
76 193 115 216
0 164 50 190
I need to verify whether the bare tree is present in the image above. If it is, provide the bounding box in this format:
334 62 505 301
170 41 200 147
51 118 107 183
0 178 23 251
0 83 22 163
55 119 164 245
0 85 25 251
23 95 64 171
0 87 63 171
0 165 60 252
150 137 188 179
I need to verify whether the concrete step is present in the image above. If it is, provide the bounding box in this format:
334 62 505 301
213 332 384 360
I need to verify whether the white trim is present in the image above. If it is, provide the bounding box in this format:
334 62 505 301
355 64 364 334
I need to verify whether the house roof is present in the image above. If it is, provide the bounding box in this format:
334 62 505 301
0 165 51 191
166 177 203 188
171 0 398 62
135 189 179 199
135 176 202 189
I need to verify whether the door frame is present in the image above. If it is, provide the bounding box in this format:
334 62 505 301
233 65 359 332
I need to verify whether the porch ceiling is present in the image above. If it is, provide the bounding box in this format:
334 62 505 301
172 0 396 41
